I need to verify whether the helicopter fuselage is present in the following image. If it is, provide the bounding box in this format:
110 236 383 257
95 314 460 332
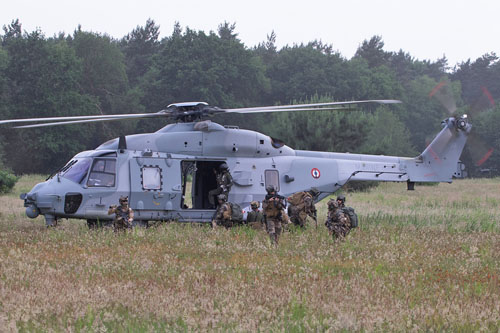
22 117 469 226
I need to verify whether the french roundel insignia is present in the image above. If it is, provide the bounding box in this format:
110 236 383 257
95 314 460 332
311 168 320 179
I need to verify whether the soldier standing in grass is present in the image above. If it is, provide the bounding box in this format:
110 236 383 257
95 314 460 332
288 188 319 228
108 196 133 232
325 199 351 240
262 185 286 245
247 201 264 230
212 194 233 229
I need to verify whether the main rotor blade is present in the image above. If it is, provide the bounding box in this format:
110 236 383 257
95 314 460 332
230 106 355 114
0 112 160 126
225 100 401 113
13 113 167 128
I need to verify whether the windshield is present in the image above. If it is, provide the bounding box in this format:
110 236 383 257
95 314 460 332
61 158 91 184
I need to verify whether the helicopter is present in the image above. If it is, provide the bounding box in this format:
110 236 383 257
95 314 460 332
0 100 470 227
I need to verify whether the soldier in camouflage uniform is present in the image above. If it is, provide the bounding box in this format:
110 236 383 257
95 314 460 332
212 194 233 228
247 201 264 230
262 185 286 245
208 163 233 207
108 196 134 232
288 188 319 228
325 199 351 240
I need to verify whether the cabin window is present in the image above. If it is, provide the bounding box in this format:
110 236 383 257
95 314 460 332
142 166 162 191
87 158 116 187
265 169 280 192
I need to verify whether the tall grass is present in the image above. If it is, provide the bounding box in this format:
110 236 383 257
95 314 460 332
1 176 499 331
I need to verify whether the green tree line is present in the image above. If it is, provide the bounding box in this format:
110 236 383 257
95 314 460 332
0 19 499 177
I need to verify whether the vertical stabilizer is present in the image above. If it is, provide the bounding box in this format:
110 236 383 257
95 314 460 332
413 116 469 181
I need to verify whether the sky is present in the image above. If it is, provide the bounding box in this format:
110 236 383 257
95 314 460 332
1 0 499 67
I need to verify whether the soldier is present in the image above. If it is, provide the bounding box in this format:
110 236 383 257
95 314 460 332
262 185 286 245
212 194 233 228
325 199 351 240
208 163 233 207
108 196 133 232
247 201 264 230
288 188 319 228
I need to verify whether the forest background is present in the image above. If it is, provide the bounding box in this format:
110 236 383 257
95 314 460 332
0 19 499 177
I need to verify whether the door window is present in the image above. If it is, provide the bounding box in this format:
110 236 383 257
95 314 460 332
265 169 280 192
87 158 116 187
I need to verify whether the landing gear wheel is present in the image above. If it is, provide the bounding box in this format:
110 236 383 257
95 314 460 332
87 219 97 229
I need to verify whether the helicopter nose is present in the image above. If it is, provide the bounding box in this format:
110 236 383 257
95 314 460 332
22 191 41 219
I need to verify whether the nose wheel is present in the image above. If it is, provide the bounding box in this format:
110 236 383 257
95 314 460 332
44 215 58 227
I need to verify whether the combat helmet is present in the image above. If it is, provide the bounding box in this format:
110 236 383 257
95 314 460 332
219 163 229 170
119 196 129 204
217 194 227 202
336 195 346 204
327 199 338 210
266 185 276 193
250 201 259 208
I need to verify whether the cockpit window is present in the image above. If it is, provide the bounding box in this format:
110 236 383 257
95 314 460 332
61 158 91 184
87 158 116 187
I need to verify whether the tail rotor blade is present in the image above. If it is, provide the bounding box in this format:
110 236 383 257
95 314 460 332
429 81 457 115
467 133 494 166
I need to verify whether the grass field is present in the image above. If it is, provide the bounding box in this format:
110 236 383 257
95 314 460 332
0 176 499 331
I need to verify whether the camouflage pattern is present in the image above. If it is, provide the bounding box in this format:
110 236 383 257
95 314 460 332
265 217 282 244
325 199 350 240
208 169 234 206
108 204 133 232
281 211 291 225
262 193 286 245
212 201 233 228
247 203 264 230
288 191 317 228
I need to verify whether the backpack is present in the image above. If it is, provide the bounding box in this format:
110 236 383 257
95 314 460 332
287 191 307 206
228 202 243 223
342 206 358 228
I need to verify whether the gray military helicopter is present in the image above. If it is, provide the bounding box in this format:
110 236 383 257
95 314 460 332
0 100 470 227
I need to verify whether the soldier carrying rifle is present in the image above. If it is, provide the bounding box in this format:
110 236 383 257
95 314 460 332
262 185 286 245
108 196 134 232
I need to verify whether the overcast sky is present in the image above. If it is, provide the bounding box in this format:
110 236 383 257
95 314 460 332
2 0 498 67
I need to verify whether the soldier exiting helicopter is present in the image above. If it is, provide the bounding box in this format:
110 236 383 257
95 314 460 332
287 188 319 228
208 163 233 208
325 199 350 240
212 194 233 228
262 185 286 245
247 201 264 230
108 196 134 232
